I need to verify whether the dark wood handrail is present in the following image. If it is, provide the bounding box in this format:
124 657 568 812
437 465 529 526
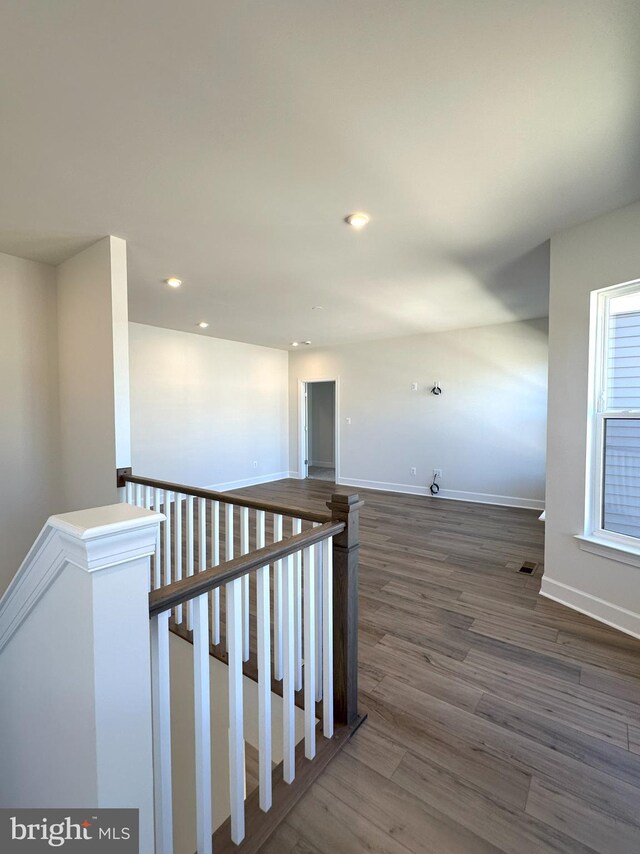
124 473 331 524
149 520 345 616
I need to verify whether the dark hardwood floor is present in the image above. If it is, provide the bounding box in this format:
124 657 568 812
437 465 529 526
230 477 640 854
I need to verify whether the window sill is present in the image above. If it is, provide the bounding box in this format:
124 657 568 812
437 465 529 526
575 534 640 569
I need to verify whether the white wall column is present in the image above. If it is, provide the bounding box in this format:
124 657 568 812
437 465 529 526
57 236 131 512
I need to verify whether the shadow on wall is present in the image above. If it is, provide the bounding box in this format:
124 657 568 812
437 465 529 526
451 240 550 319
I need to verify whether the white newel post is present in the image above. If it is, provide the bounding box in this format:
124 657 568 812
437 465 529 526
0 503 163 854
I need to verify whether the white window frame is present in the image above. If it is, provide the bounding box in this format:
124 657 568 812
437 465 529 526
584 278 640 554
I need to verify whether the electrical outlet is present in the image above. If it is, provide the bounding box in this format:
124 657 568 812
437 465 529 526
410 467 417 476
253 460 258 468
433 468 442 479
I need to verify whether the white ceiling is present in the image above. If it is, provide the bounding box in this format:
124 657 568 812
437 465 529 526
1 1 640 349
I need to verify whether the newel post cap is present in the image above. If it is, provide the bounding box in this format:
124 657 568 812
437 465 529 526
48 503 164 573
326 493 363 550
326 492 364 514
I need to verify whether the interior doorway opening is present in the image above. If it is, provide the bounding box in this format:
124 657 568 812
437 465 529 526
303 380 337 482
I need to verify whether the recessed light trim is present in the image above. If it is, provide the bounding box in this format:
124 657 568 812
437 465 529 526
291 341 299 347
304 340 312 345
165 277 182 288
345 211 370 229
197 321 209 329
312 305 324 311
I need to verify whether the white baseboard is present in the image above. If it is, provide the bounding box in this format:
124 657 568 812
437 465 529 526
437 488 545 511
336 476 544 511
540 577 640 640
207 471 292 492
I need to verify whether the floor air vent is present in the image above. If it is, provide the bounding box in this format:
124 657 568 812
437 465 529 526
518 561 537 575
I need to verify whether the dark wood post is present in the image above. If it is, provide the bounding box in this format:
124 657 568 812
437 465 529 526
326 492 363 728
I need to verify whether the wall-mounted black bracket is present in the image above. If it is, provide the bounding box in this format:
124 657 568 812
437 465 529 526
116 466 132 488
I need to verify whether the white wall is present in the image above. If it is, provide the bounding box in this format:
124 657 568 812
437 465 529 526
543 200 640 637
290 319 548 508
129 324 289 490
57 236 131 511
0 562 98 807
308 381 335 467
0 252 60 594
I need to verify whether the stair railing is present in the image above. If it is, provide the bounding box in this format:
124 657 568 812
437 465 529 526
119 473 363 854
120 473 332 674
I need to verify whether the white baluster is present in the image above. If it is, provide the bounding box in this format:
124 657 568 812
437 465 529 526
193 591 212 853
145 485 152 509
315 539 323 702
175 494 183 624
198 498 207 572
226 503 234 560
227 577 245 844
255 510 272 811
322 537 334 738
186 495 195 630
273 514 284 680
211 501 220 645
292 518 303 692
164 491 172 589
125 480 133 504
150 610 173 854
282 553 296 783
240 506 250 662
154 488 162 590
303 544 316 759
256 507 266 550
225 504 234 652
198 498 208 654
135 483 143 507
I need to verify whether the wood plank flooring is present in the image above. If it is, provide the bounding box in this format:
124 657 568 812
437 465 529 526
229 478 640 854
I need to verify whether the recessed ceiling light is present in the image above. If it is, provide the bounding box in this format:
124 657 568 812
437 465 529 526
304 340 312 345
197 321 209 329
345 211 370 229
165 277 182 288
312 305 324 311
291 341 299 347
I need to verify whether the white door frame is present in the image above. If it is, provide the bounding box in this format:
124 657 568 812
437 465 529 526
297 377 340 482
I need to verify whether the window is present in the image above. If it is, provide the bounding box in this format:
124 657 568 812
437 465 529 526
588 279 640 547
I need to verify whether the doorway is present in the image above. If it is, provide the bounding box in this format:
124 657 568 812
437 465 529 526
301 380 337 482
